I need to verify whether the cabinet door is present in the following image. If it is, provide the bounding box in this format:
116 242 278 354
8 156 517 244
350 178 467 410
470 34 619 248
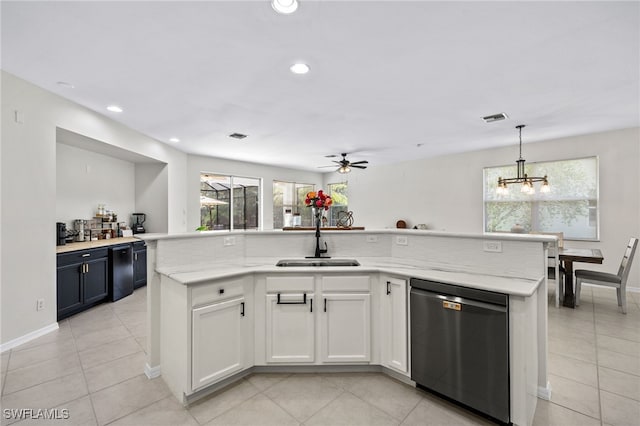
321 293 370 363
133 249 147 288
56 263 84 320
192 297 245 391
381 278 408 373
84 257 109 305
265 293 315 363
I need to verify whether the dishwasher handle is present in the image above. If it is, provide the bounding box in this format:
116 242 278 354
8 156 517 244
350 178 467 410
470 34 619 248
410 288 507 313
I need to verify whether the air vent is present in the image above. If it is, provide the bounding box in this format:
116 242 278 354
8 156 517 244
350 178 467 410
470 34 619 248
229 133 248 139
482 113 508 123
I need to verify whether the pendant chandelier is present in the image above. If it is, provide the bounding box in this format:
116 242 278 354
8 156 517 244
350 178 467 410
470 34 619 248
496 125 550 195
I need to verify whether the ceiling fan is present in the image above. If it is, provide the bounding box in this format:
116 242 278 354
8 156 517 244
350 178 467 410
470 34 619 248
320 153 369 174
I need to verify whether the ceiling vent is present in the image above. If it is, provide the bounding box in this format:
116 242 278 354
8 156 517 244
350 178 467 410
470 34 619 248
482 113 509 123
228 133 248 139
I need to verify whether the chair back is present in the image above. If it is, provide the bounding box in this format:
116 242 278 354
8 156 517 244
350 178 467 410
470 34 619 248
618 238 639 283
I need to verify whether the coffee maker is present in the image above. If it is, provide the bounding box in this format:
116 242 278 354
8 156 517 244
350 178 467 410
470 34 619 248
56 222 67 246
132 213 146 234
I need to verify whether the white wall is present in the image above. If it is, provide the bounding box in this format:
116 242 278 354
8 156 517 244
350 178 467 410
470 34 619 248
187 155 325 231
135 163 169 233
56 143 136 229
1 71 188 345
347 127 640 289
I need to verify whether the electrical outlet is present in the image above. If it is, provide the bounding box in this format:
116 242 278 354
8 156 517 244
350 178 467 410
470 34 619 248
483 241 502 253
366 235 378 243
223 236 236 246
36 298 45 311
396 236 408 246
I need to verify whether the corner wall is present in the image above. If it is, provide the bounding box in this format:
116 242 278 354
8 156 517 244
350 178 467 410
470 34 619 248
0 71 188 346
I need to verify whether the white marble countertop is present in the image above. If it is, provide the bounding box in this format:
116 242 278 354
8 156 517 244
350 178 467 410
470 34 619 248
157 257 544 297
140 229 557 243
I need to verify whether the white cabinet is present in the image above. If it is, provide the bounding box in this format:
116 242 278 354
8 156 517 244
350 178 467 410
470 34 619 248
380 277 408 373
263 276 315 363
320 292 371 362
319 275 371 363
192 296 246 390
265 293 315 363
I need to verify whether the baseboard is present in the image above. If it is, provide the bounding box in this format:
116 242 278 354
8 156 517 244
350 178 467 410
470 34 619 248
537 381 552 400
0 322 59 353
144 363 161 379
627 286 639 293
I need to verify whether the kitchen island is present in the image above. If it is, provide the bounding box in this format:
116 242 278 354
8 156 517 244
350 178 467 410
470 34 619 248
141 230 555 426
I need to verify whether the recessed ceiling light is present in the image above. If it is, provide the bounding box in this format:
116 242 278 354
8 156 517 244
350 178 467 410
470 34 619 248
169 137 180 143
272 0 298 14
56 81 75 89
106 105 123 113
290 63 310 74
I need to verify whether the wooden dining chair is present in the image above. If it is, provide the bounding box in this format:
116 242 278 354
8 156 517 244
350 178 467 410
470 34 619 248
575 237 638 314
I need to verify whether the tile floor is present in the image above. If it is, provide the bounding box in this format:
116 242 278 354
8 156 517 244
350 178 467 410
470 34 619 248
1 286 639 425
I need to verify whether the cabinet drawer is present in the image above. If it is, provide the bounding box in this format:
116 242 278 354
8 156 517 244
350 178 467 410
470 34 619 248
266 276 314 293
191 279 244 308
322 276 370 292
57 248 109 267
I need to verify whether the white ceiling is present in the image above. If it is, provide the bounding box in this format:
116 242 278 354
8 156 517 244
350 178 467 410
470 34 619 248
2 1 639 172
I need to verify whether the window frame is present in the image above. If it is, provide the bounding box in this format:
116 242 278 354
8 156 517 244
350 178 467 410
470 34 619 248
272 180 315 229
326 182 349 227
200 172 262 231
483 156 600 241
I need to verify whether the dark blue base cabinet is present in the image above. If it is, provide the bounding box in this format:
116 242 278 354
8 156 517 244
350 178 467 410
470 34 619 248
57 248 109 321
57 241 148 320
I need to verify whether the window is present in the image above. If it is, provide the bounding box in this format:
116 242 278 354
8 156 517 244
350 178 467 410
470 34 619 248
200 174 260 230
327 182 348 226
273 181 314 228
484 157 598 240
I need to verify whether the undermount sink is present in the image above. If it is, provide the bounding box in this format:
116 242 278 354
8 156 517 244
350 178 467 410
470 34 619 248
276 259 360 267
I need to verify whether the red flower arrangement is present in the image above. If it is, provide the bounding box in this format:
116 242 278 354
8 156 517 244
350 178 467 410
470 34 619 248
304 190 333 211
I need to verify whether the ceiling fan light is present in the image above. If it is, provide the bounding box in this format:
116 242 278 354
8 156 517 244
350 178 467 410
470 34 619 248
272 0 298 15
338 166 351 174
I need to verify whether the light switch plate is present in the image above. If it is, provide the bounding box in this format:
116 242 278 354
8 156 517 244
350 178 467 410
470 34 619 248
483 241 502 253
223 236 236 246
396 236 408 246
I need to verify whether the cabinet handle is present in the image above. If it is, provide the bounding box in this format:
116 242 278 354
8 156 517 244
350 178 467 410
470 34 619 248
387 281 391 295
310 299 313 313
276 293 307 305
324 298 327 312
134 253 138 261
85 263 89 273
240 302 245 317
82 253 90 258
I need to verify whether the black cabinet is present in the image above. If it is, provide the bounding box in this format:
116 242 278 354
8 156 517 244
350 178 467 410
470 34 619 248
57 248 109 320
133 241 147 289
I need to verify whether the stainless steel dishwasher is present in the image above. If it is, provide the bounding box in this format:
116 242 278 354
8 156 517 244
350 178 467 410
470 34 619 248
410 278 510 424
